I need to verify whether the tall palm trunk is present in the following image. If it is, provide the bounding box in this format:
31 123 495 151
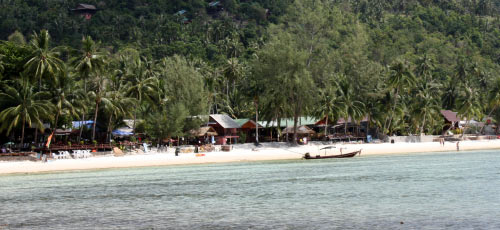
461 120 470 138
344 120 348 135
324 115 328 137
78 114 85 141
107 114 113 143
133 94 141 134
52 110 61 144
255 101 259 144
293 114 298 145
21 116 26 150
78 78 88 142
34 129 38 145
285 119 289 142
133 101 138 133
385 89 400 136
92 100 99 141
53 111 60 134
420 112 427 135
276 117 281 142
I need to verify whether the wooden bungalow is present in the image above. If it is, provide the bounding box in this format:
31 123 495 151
71 4 97 20
208 115 240 145
440 110 460 134
234 119 262 143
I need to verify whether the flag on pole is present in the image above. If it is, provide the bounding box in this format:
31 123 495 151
46 132 54 148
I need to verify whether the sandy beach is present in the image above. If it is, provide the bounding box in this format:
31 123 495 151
1 140 500 175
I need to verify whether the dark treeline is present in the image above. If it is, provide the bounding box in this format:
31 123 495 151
1 0 500 145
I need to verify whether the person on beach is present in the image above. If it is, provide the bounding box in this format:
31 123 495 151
456 141 460 151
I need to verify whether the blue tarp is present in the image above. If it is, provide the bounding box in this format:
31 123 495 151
112 129 134 136
72 120 94 129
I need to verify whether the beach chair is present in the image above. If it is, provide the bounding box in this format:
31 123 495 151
60 151 71 159
82 150 92 158
73 150 83 158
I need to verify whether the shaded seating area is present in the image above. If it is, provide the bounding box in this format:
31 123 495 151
327 133 367 142
189 126 219 146
282 125 316 143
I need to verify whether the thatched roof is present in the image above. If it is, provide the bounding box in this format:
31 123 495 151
72 4 97 10
441 110 460 122
190 126 218 137
210 114 240 129
282 125 316 134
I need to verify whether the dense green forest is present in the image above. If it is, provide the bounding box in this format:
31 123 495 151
1 0 500 145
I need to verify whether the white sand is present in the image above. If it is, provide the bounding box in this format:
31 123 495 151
1 140 500 175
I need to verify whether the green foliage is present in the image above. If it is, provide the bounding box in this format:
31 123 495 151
2 0 500 143
145 103 188 141
238 131 247 144
0 78 54 145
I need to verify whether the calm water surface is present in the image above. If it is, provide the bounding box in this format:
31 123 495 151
1 150 500 229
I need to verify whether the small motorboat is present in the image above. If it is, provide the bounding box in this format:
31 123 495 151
303 146 361 159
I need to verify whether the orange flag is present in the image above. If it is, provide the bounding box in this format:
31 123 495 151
45 132 54 148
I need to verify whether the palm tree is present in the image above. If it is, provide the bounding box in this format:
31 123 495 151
413 54 440 134
125 56 158 132
103 89 135 141
0 78 53 147
314 82 339 137
72 36 105 141
337 77 365 135
87 70 116 142
223 57 244 99
411 89 441 135
24 30 64 89
487 78 500 116
49 71 85 134
384 61 415 135
457 86 483 136
72 36 105 93
0 54 5 78
415 54 434 82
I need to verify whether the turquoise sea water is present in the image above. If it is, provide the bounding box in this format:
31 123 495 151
1 150 500 229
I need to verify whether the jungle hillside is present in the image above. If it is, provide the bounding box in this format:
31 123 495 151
1 0 500 144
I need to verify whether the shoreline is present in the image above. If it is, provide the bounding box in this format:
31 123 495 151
1 140 500 175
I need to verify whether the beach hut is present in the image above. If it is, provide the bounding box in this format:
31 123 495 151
282 125 315 143
282 125 316 135
440 110 461 134
208 115 240 145
71 4 97 20
190 126 218 137
234 119 262 143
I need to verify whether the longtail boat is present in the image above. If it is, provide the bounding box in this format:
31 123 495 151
303 146 361 159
